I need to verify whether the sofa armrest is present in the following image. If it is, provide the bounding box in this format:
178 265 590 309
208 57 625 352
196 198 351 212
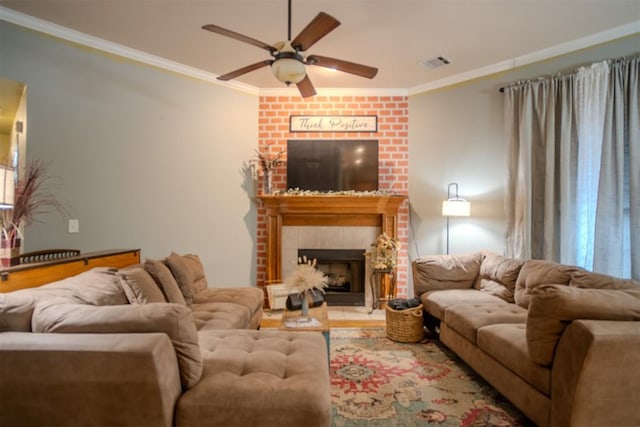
551 320 640 427
0 332 182 427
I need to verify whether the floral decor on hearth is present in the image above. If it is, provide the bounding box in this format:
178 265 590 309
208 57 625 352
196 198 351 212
367 233 400 271
284 256 329 294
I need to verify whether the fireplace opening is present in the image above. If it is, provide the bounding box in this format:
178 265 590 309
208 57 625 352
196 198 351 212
298 249 365 306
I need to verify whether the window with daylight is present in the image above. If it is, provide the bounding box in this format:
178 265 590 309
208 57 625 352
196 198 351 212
503 55 639 279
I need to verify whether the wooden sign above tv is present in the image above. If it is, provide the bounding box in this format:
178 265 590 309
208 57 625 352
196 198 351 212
290 115 377 133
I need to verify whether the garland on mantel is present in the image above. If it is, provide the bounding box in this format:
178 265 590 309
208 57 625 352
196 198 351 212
275 188 399 196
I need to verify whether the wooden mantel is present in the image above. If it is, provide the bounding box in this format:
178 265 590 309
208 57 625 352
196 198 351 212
258 194 407 284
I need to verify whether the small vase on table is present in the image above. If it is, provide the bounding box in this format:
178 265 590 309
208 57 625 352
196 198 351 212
300 291 310 320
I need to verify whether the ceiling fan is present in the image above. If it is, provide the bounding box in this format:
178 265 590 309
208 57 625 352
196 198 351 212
202 0 378 98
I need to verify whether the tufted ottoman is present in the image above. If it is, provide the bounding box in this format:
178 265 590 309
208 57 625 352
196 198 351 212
175 329 331 427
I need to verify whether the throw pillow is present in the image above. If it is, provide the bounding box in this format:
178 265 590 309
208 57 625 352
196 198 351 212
526 284 640 367
514 260 582 309
32 301 203 390
412 252 483 296
184 254 208 294
144 259 187 305
474 252 524 303
117 266 167 304
164 252 194 305
0 294 35 332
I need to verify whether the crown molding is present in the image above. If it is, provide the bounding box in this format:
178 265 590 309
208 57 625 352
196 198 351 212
259 87 408 97
0 6 258 96
408 20 640 95
2 6 637 98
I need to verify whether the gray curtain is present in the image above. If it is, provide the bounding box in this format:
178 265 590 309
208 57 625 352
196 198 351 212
504 55 639 279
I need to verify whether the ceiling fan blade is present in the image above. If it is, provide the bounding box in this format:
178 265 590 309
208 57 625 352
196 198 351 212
291 12 340 51
217 60 272 81
296 75 316 98
202 24 275 53
306 55 378 79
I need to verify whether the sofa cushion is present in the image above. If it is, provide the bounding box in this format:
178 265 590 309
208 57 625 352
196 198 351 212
184 254 208 294
477 323 551 395
420 289 503 320
475 252 524 303
443 301 527 344
514 260 583 308
165 252 195 305
32 302 203 389
192 302 251 330
0 294 35 332
193 287 264 317
412 252 482 296
144 259 187 305
527 284 640 367
570 270 640 290
118 265 167 304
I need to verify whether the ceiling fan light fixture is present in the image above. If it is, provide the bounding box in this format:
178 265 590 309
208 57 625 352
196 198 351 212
271 57 306 85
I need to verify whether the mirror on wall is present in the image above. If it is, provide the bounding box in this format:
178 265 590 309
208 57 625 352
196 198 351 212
0 78 27 174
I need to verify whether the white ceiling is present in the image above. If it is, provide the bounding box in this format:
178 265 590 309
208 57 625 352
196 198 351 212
1 1 639 94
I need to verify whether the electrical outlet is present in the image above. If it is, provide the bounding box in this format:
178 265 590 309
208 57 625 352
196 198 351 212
68 219 79 233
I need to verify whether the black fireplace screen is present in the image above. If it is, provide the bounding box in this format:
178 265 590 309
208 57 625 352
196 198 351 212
298 248 365 306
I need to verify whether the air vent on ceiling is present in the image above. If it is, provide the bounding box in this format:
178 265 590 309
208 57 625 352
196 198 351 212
421 56 452 70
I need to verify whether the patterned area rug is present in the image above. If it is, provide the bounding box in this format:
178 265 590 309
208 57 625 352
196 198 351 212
330 328 534 427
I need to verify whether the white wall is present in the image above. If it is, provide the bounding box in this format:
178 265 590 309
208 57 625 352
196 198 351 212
408 34 640 259
0 22 260 287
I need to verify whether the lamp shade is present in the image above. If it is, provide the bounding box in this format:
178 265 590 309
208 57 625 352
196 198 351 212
0 165 15 209
271 57 306 84
442 199 470 217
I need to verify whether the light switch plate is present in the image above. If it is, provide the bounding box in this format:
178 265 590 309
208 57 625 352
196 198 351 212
68 219 79 233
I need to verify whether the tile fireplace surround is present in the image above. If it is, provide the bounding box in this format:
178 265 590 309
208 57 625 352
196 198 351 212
258 194 407 306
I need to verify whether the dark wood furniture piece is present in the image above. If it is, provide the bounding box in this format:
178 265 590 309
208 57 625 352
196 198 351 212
0 249 141 293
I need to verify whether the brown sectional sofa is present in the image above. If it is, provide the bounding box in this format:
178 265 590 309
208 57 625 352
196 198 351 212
413 251 640 427
0 252 331 427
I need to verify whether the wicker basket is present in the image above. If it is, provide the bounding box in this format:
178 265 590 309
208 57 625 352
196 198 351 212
385 303 424 343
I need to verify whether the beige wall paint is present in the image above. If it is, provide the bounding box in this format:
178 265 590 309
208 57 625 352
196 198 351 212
1 19 637 288
0 22 260 287
409 34 640 260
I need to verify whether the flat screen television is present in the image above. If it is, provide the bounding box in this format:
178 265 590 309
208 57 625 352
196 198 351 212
286 140 379 192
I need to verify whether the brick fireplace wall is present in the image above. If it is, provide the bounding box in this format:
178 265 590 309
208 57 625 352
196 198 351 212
257 94 410 298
